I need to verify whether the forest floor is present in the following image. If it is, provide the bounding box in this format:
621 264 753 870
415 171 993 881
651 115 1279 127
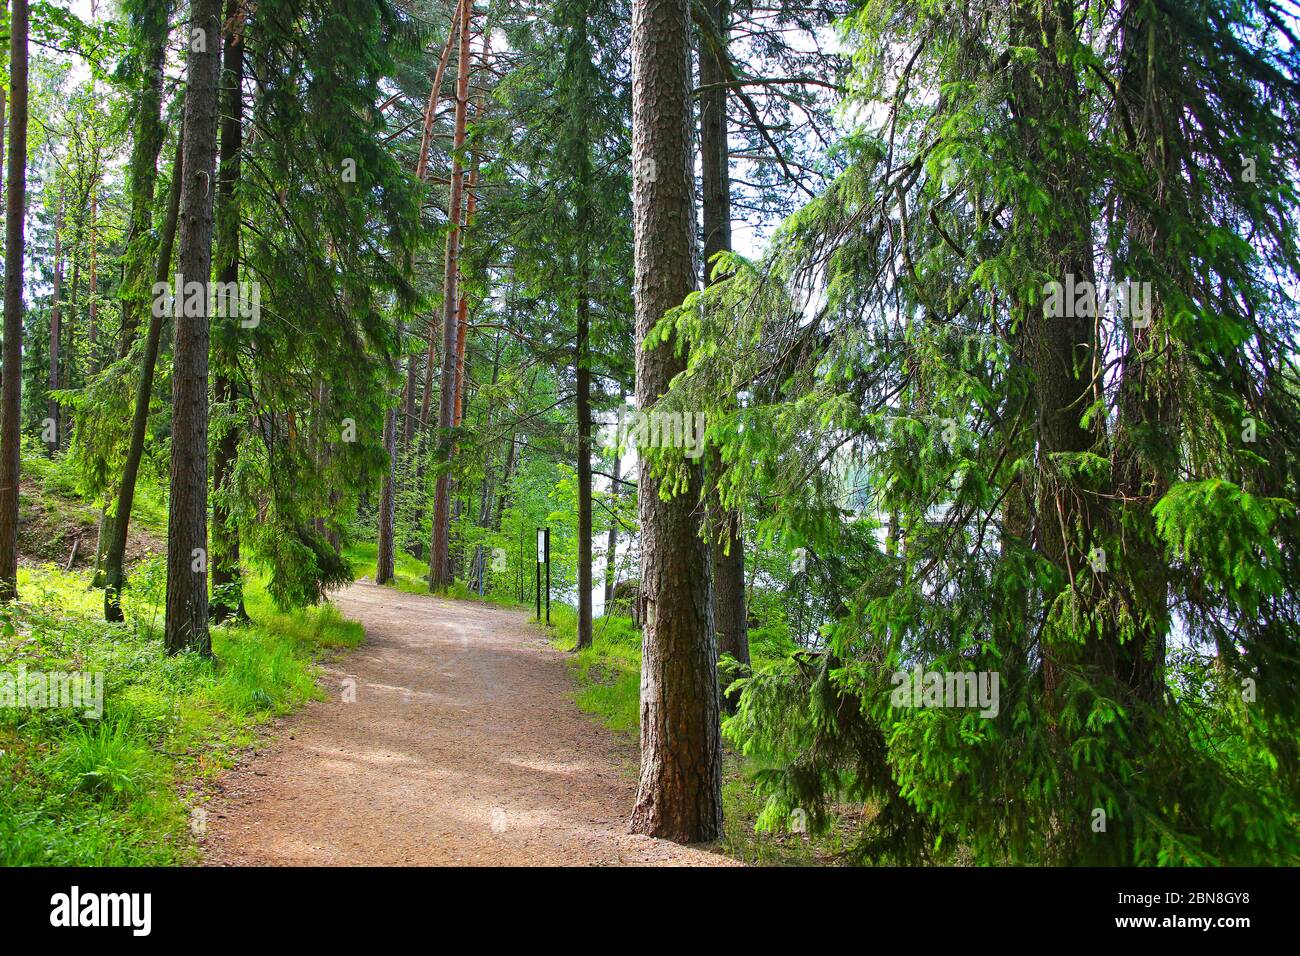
200 578 735 866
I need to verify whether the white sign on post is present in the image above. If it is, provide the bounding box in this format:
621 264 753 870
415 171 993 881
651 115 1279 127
537 528 546 564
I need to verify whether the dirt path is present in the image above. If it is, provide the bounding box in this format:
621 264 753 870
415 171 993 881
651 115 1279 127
202 579 733 866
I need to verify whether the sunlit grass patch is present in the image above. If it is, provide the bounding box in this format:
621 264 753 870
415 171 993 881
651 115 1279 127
0 561 363 866
345 541 430 595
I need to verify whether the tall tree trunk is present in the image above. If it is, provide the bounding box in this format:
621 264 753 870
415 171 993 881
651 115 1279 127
408 319 434 561
165 0 223 655
415 0 463 185
105 128 185 622
376 404 397 584
404 4 466 559
401 333 418 448
1010 1 1100 702
569 12 596 651
698 0 747 690
627 0 722 843
65 254 78 445
415 0 464 434
429 0 473 591
446 48 488 588
87 191 99 374
210 0 247 625
48 195 63 456
575 284 594 649
93 2 170 590
0 0 29 602
603 399 623 606
1107 1 1177 704
494 433 515 530
466 331 503 593
377 315 406 586
453 63 484 434
116 0 169 360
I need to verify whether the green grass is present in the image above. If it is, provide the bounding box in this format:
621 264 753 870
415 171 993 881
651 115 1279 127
0 563 362 866
345 541 432 596
549 603 642 734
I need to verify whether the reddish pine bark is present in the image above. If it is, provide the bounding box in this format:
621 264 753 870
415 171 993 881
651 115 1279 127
627 0 723 843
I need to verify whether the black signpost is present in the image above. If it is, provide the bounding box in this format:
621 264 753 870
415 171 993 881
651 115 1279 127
536 527 550 625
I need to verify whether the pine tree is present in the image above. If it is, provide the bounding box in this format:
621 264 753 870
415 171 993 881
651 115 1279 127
164 0 222 655
697 0 749 692
429 0 473 591
676 0 1300 864
627 0 723 843
0 0 31 602
209 0 248 624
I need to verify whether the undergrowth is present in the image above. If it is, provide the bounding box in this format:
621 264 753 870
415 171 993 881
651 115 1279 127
545 600 845 864
0 562 361 865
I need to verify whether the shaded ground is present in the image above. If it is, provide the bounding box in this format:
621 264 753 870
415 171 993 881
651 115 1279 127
17 479 163 569
202 579 733 866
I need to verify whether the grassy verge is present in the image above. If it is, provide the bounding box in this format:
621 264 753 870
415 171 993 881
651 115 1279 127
544 602 845 865
548 603 641 735
0 563 361 865
345 541 432 596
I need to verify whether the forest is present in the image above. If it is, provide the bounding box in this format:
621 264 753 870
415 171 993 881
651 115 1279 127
0 0 1297 872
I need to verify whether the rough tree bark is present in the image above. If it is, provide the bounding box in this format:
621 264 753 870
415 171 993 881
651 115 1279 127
416 0 465 432
0 0 29 602
627 0 723 843
603 398 623 606
165 0 223 655
699 0 748 690
1010 1 1100 701
575 286 594 649
210 0 247 625
429 0 473 591
376 405 398 584
571 13 595 651
116 0 169 361
1108 1 1175 705
87 192 99 374
48 196 63 456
